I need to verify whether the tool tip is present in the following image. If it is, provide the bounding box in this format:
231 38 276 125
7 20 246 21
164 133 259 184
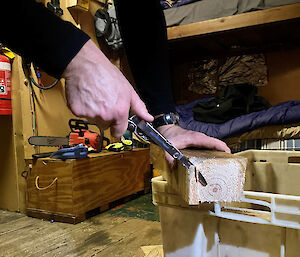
198 171 208 186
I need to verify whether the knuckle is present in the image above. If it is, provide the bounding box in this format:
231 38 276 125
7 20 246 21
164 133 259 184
97 109 113 122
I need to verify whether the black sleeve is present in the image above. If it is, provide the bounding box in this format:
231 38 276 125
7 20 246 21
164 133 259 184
1 0 90 78
114 0 176 115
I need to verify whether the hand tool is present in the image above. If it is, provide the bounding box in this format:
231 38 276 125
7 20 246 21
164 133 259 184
128 115 207 186
31 144 89 160
50 144 88 159
28 119 110 152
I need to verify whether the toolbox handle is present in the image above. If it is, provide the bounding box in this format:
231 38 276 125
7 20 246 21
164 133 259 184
69 119 90 132
35 176 58 191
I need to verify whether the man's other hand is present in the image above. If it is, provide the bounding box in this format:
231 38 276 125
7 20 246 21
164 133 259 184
157 124 231 165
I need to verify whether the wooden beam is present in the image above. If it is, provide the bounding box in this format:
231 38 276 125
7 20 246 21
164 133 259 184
134 245 164 257
167 3 300 40
151 145 247 204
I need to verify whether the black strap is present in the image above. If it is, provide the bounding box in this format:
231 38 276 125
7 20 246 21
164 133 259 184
95 8 112 37
103 0 109 11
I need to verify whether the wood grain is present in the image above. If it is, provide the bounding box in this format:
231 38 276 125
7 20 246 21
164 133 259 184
26 160 74 214
134 245 164 257
0 210 162 257
258 48 300 105
182 150 247 203
151 145 247 204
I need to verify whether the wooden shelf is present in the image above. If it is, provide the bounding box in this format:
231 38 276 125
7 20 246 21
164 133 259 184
167 3 300 40
167 3 300 59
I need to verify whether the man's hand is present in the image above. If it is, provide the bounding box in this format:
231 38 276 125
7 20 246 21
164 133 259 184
157 124 231 165
62 39 153 137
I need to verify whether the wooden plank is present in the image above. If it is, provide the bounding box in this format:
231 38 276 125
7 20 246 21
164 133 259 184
0 116 19 211
151 145 247 204
0 213 126 256
0 208 162 257
134 245 164 257
95 220 162 257
167 3 300 40
0 217 83 256
0 210 24 225
0 56 29 212
10 56 27 212
0 216 37 236
38 215 160 257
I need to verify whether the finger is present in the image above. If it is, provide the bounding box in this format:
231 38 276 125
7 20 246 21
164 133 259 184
89 117 112 132
110 116 128 138
188 133 231 153
130 90 154 122
173 131 230 153
201 136 231 153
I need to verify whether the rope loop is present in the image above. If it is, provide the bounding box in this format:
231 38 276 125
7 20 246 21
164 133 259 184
35 176 57 191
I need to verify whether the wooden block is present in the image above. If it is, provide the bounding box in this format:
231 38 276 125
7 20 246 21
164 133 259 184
183 150 247 203
151 145 247 204
26 149 150 223
134 245 164 257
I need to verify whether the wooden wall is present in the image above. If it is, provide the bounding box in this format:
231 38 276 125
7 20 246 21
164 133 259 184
171 47 300 105
0 116 18 210
259 48 300 104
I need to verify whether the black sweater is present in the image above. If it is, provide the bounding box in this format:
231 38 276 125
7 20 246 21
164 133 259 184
1 0 90 78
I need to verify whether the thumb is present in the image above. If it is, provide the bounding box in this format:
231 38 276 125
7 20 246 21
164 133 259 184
130 90 154 122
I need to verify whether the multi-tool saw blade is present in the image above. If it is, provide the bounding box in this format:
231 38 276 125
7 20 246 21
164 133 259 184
128 115 207 186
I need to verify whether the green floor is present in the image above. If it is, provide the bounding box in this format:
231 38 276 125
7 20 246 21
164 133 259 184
107 193 160 222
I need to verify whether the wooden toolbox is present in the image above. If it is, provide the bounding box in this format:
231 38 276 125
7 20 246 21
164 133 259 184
26 148 150 223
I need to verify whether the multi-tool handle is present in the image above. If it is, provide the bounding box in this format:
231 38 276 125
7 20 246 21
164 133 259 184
128 115 207 186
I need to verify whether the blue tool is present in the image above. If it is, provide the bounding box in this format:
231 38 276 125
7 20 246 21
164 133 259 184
50 144 88 160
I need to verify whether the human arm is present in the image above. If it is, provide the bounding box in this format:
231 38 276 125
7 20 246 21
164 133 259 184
1 0 152 136
114 0 230 156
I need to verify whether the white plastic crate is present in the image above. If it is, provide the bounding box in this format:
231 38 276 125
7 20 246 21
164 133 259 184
152 150 300 257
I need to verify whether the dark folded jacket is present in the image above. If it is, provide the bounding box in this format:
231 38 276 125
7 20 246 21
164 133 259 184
192 84 271 124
